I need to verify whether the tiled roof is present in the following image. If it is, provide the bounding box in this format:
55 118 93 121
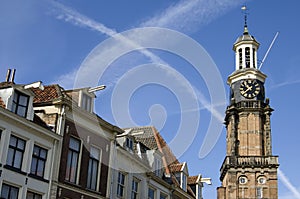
0 97 5 108
130 126 159 150
32 84 62 103
188 175 199 184
155 132 179 166
128 126 179 166
169 163 184 173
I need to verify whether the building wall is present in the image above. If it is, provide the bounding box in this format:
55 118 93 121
57 119 110 199
0 108 61 199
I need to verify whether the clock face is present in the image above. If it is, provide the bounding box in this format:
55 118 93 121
240 79 261 99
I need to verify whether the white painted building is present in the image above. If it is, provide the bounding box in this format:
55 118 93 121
0 71 62 199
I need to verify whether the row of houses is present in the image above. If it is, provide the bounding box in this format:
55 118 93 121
0 69 211 199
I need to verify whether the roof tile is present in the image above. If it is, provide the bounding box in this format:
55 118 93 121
188 175 199 184
0 97 5 108
169 163 184 173
32 84 62 103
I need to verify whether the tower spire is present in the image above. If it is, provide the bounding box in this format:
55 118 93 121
241 5 249 34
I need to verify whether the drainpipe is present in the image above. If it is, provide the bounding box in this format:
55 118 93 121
109 136 117 199
47 139 58 199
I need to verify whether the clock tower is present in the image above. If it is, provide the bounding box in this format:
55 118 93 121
217 16 279 199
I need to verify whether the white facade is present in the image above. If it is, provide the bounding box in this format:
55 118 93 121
0 100 61 199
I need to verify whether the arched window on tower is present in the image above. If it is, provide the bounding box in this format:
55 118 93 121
245 47 250 68
253 48 256 68
239 48 243 69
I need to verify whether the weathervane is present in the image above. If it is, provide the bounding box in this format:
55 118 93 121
241 5 249 28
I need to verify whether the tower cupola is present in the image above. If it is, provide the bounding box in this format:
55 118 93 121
233 15 260 71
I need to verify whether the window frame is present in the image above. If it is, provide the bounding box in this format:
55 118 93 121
160 192 168 199
6 134 26 170
257 187 263 199
181 172 187 191
65 137 81 183
1 183 19 199
148 187 155 199
126 137 133 151
12 90 29 118
131 178 139 199
81 93 92 112
26 191 42 199
30 145 48 178
117 172 126 198
86 146 101 191
154 157 162 177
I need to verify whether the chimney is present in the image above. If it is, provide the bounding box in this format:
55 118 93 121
5 69 11 82
10 69 16 83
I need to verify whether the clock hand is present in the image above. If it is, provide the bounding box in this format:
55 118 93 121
241 86 252 94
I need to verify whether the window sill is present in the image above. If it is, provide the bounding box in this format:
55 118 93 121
4 165 26 175
85 188 102 195
28 173 49 183
63 180 82 188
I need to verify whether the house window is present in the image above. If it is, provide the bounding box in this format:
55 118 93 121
154 158 161 176
131 178 139 199
26 191 42 199
12 90 29 117
126 137 133 151
1 183 19 199
65 137 81 183
160 192 168 199
117 172 126 198
257 187 263 199
6 135 26 170
148 187 155 199
87 147 101 191
197 184 202 199
81 93 92 112
30 145 48 178
182 173 187 191
245 47 250 68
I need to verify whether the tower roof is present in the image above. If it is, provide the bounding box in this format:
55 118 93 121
234 26 259 44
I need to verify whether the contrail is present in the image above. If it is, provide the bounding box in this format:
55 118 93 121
141 0 242 33
278 169 300 199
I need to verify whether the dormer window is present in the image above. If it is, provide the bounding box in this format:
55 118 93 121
12 90 29 117
81 93 92 112
126 137 133 151
182 173 187 191
154 157 162 176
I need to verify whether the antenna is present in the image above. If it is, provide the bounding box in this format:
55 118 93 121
258 32 279 70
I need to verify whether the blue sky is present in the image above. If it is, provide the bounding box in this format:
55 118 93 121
1 0 300 198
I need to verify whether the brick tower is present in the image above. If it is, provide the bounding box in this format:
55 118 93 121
217 13 279 199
